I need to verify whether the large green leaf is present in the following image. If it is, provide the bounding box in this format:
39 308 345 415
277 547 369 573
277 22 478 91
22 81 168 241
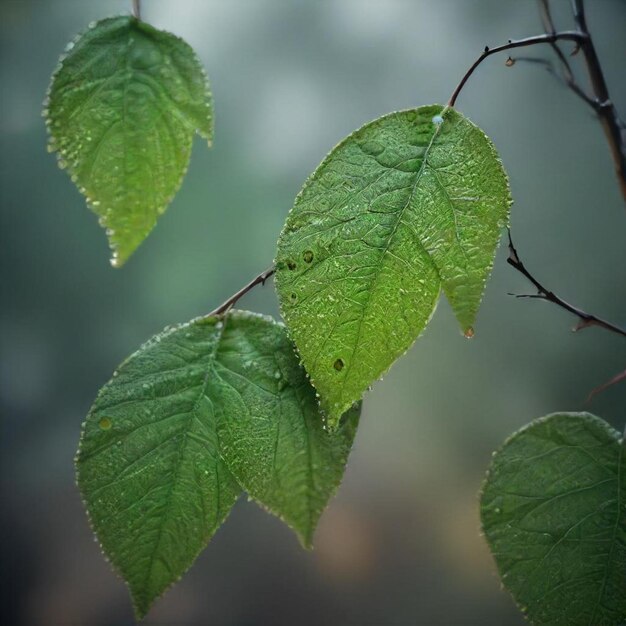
77 310 358 617
275 105 511 426
481 413 626 626
45 16 213 266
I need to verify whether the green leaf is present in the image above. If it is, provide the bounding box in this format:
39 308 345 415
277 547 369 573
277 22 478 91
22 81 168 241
218 357 360 548
45 16 213 266
77 310 358 617
481 412 626 626
275 105 511 426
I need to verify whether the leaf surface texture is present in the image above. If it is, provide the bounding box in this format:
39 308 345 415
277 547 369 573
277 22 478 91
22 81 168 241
77 311 357 617
46 16 213 265
275 105 510 424
481 412 626 626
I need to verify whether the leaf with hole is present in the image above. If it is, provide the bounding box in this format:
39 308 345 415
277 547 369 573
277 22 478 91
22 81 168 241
481 412 626 626
275 105 511 426
45 15 213 266
76 310 359 617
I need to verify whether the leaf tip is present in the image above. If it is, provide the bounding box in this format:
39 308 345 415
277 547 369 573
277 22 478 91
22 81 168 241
323 409 343 433
131 593 152 622
296 529 315 551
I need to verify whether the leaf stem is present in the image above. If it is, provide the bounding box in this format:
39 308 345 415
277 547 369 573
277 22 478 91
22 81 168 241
506 230 626 339
447 31 585 108
132 0 141 20
207 267 275 317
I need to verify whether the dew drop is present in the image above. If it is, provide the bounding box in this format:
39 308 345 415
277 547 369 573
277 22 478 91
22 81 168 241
287 260 297 271
464 327 475 339
290 292 297 303
303 250 314 263
333 358 344 372
432 115 444 125
98 417 112 430
274 370 281 380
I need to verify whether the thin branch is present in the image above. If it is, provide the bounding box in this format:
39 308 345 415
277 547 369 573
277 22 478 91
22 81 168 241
132 0 141 20
506 231 626 339
587 367 626 403
538 0 556 35
449 1 625 202
571 0 626 200
536 0 597 108
508 53 589 103
207 267 275 317
447 31 585 107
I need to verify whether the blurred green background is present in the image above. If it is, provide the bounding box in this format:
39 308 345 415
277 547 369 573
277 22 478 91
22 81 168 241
1 1 625 624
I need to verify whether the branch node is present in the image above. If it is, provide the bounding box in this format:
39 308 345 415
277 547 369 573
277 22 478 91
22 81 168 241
506 233 626 339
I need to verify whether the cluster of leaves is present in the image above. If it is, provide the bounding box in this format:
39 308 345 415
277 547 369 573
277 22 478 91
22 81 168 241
46 12 625 625
77 310 359 616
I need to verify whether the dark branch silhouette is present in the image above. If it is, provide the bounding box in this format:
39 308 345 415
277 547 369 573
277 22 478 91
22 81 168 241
448 0 625 202
447 31 585 108
571 0 626 200
506 231 626 339
208 267 275 317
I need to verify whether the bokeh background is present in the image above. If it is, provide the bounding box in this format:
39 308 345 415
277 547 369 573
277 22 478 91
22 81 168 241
2 1 625 624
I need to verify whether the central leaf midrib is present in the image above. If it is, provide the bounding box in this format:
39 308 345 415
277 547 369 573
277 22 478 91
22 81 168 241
141 321 226 599
340 116 445 393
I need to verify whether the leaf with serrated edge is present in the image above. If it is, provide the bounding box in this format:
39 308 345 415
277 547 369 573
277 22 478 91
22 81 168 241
45 15 213 266
77 310 358 617
275 105 511 426
217 333 360 547
481 412 626 626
